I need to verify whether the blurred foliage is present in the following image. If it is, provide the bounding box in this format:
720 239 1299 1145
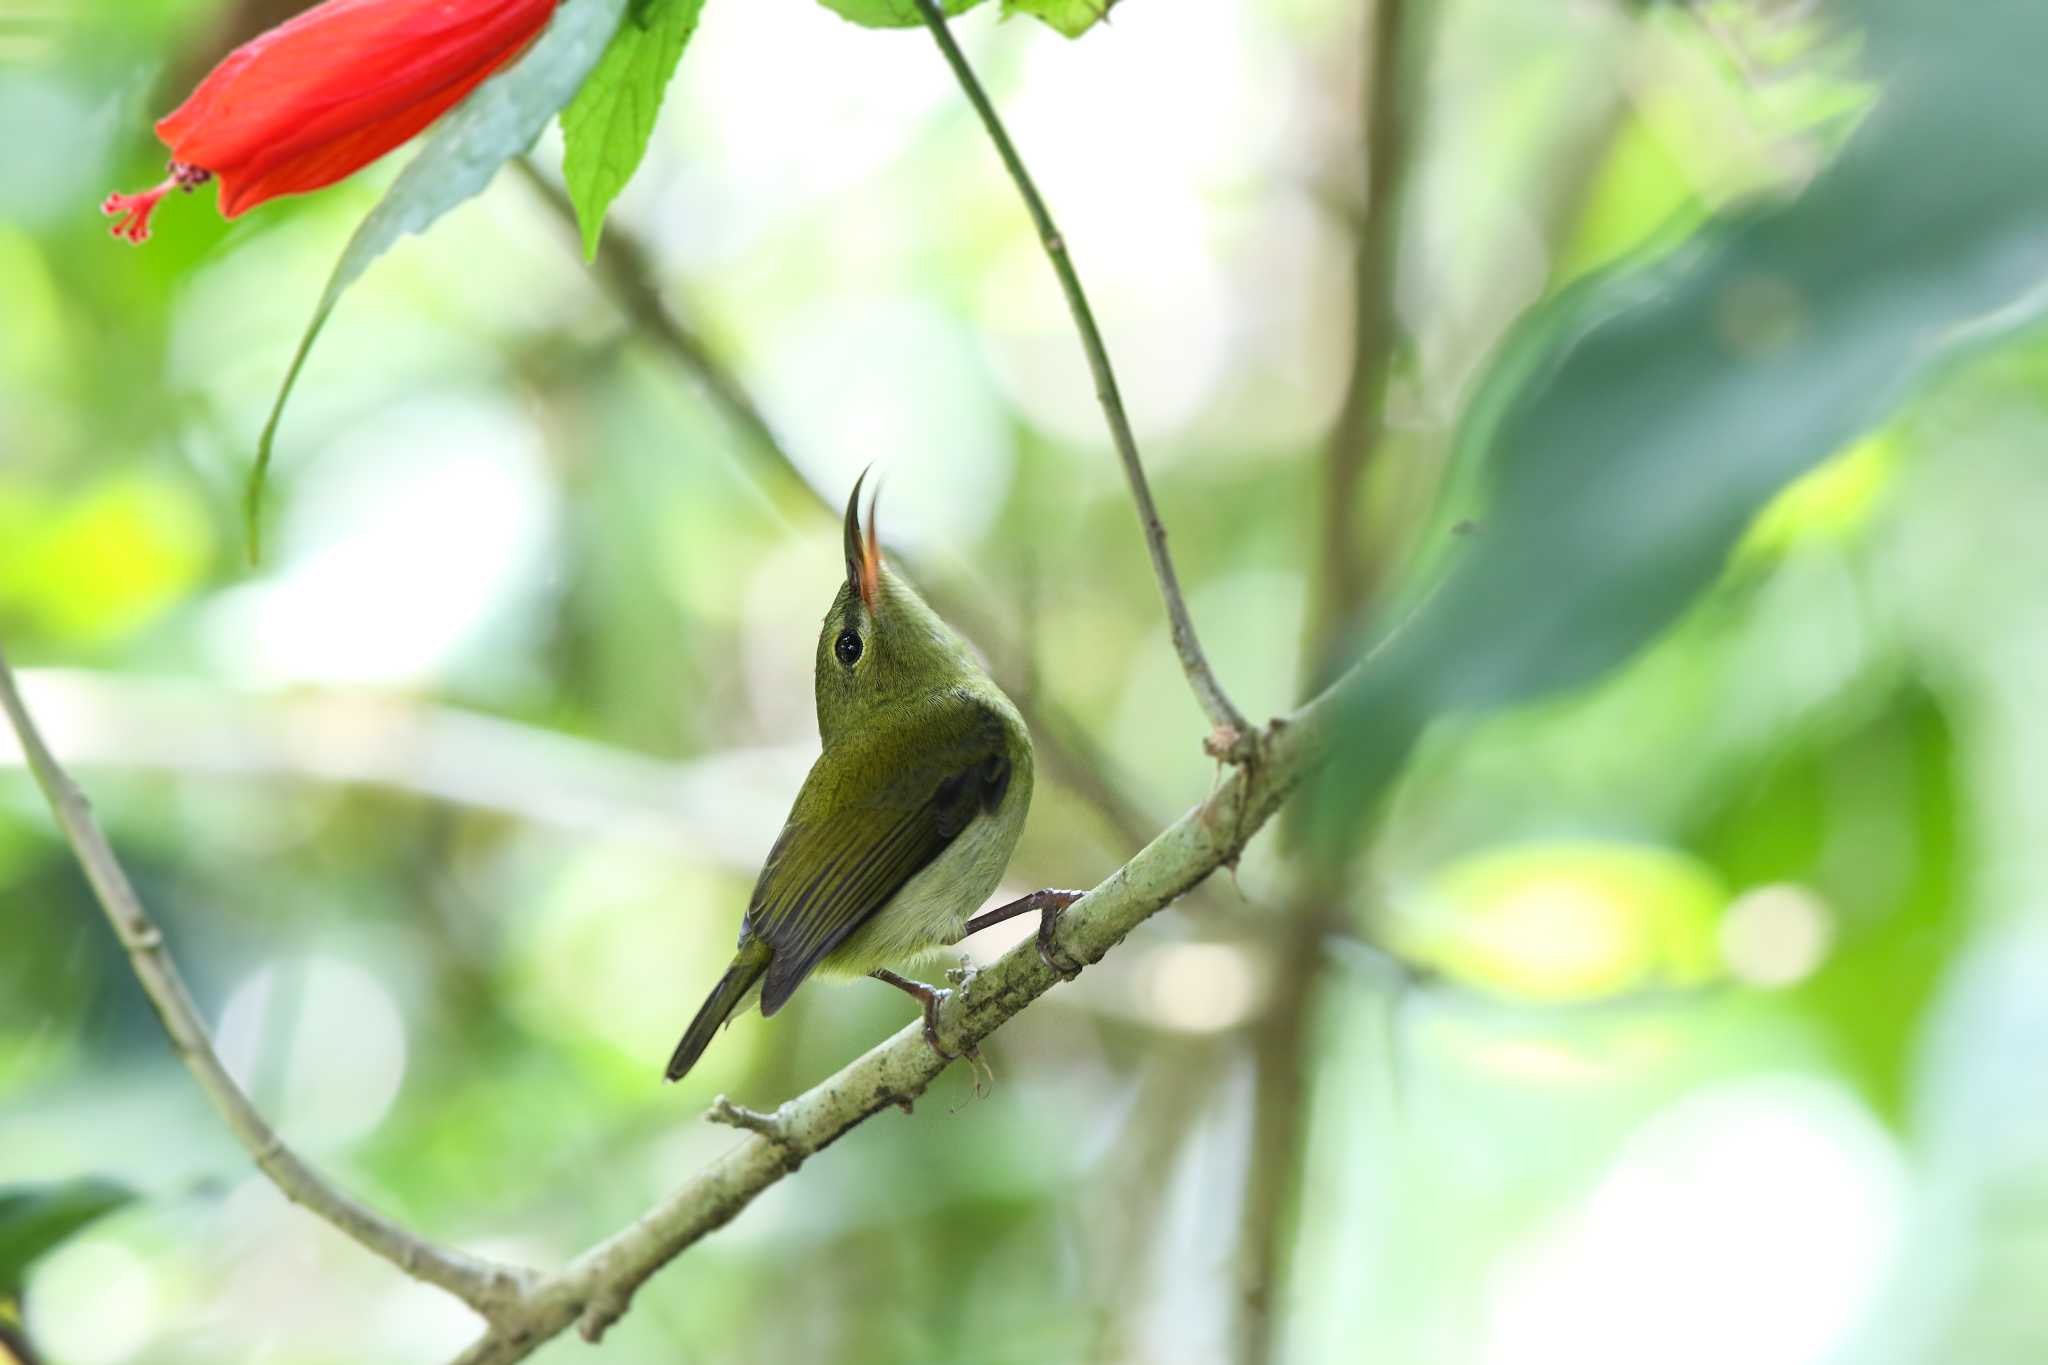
1308 0 2048 847
0 1180 134 1300
4 0 2048 1362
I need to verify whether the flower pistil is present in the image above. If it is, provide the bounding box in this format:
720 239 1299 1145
102 161 216 244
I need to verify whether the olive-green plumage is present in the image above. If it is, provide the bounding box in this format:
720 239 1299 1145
665 474 1033 1082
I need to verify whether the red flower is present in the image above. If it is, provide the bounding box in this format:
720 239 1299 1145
104 0 560 244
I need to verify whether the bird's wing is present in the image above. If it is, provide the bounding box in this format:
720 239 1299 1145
747 694 1013 1016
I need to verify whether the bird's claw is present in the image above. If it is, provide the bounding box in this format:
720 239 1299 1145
917 987 974 1063
1036 901 1084 981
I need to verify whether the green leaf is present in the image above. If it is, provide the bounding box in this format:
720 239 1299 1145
1001 0 1120 38
247 0 631 562
1306 0 2048 849
813 0 985 31
0 1178 133 1299
814 0 1116 35
561 0 707 259
1691 685 1963 1123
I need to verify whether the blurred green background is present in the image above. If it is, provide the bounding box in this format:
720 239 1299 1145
5 0 2048 1361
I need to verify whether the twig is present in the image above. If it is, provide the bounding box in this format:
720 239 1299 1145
511 157 1162 853
0 645 533 1321
911 0 1253 758
706 1095 788 1141
1305 0 1417 679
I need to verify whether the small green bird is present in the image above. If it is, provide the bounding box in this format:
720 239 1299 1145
665 473 1081 1083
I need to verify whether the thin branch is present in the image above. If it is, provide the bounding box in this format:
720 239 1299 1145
0 645 532 1322
1305 0 1417 680
911 0 1253 757
511 156 1162 853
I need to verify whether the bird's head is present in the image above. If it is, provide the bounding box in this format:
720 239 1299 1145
814 469 980 742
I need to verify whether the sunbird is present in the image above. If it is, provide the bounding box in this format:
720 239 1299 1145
666 473 1081 1082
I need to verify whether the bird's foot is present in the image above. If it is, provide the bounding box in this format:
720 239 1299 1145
870 967 971 1063
1034 891 1086 980
964 888 1088 980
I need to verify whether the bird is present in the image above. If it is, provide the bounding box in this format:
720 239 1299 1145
665 472 1083 1083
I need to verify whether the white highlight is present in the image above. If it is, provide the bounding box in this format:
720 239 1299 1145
1720 883 1835 987
1485 1077 1906 1365
217 956 409 1148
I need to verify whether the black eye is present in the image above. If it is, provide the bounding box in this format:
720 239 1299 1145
835 629 863 667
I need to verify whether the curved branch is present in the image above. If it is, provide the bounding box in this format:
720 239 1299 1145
2 645 1350 1362
911 0 1253 757
0 645 532 1322
452 684 1335 1363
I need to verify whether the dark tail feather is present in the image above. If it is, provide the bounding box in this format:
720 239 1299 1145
666 947 770 1082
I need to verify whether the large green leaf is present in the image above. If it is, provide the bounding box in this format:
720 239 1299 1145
0 1178 133 1299
816 0 1116 37
561 0 707 258
1306 0 2048 848
247 0 631 559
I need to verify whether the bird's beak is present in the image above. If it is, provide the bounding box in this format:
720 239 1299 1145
843 468 881 611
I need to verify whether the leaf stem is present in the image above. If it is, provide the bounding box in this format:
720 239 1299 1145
911 0 1252 755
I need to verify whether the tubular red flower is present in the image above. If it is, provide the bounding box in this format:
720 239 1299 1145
104 0 559 242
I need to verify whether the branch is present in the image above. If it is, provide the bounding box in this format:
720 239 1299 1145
511 157 1162 853
4 628 1351 1360
1252 4 1423 1358
450 685 1338 1363
911 0 1253 758
0 645 532 1322
1235 894 1342 1365
1305 0 1417 678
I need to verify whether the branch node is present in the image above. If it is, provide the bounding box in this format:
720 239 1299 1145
578 1285 631 1344
707 1095 788 1142
1203 722 1261 767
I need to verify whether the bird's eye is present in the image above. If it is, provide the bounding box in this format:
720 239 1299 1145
835 629 863 667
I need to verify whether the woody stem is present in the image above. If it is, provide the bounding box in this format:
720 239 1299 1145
911 0 1254 757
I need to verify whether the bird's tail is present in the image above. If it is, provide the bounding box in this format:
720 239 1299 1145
666 942 772 1082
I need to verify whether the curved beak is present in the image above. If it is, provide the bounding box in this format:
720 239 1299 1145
842 467 880 610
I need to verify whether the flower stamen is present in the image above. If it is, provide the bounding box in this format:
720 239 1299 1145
102 161 213 244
